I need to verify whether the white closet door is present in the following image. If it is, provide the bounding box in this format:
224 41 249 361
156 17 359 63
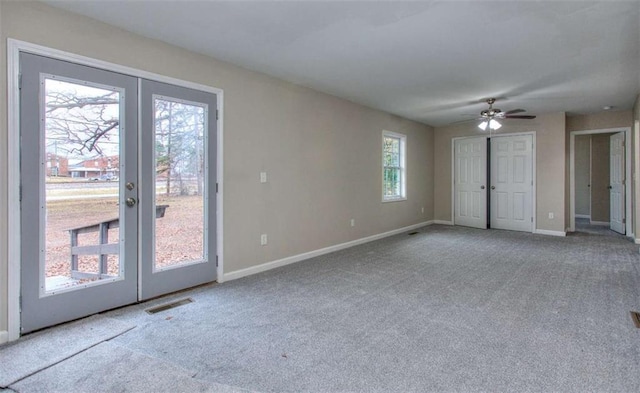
454 137 487 229
490 135 533 232
610 132 625 234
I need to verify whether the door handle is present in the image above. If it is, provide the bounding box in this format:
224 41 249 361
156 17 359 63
491 186 496 190
608 186 613 189
480 185 485 189
125 197 137 207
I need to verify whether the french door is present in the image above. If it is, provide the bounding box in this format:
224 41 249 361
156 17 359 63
20 53 217 333
139 79 217 300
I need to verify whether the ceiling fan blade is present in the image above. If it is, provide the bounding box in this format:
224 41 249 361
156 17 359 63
450 117 482 125
505 109 526 115
505 115 536 119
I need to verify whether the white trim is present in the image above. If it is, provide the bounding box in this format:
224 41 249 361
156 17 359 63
589 221 610 226
216 89 225 284
569 127 632 237
433 220 454 225
224 221 434 282
534 229 567 237
10 39 222 95
0 331 8 345
634 239 640 245
7 39 225 340
137 78 143 300
450 136 456 225
8 39 22 341
575 214 591 219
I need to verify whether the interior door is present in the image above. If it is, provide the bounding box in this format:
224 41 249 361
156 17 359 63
20 53 138 333
490 135 533 232
610 132 625 234
139 79 217 300
454 137 487 229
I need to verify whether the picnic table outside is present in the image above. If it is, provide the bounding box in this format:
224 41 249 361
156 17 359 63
67 204 169 279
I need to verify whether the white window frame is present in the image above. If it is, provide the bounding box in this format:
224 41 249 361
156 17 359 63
382 130 407 202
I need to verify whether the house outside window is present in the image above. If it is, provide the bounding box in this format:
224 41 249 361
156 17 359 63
382 130 406 201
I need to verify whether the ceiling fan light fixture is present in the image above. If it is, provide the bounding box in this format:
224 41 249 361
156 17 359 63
478 119 501 131
489 119 502 130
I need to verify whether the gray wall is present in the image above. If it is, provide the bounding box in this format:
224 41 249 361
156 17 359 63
590 134 611 223
575 135 591 217
0 1 434 335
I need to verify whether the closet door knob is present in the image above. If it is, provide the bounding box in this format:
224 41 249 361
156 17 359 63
491 186 496 190
480 185 485 189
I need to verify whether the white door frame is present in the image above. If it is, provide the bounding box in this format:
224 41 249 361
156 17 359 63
7 39 225 341
569 127 632 236
450 131 537 232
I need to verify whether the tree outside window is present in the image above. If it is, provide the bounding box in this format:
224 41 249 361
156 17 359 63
382 131 406 201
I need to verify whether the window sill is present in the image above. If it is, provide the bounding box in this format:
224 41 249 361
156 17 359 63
382 197 407 203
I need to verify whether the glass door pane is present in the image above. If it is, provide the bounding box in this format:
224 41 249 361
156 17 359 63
44 77 122 293
153 97 206 270
139 79 216 300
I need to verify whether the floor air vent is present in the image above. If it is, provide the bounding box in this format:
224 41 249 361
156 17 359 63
145 298 193 314
408 231 419 236
630 311 640 328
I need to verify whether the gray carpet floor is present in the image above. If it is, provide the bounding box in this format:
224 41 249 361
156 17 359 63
10 342 252 393
574 217 625 237
0 315 135 387
7 224 640 392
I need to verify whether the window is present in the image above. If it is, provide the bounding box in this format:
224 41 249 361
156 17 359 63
382 131 406 201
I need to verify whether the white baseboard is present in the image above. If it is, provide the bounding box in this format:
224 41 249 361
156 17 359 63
575 214 590 219
534 229 567 237
224 221 434 282
0 330 8 345
433 220 453 225
590 221 609 226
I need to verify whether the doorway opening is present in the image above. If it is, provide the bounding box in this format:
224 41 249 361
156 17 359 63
569 127 632 237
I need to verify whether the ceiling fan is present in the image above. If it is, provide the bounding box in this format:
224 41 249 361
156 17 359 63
477 98 536 131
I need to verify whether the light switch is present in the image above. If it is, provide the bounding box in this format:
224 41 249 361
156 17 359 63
260 172 267 183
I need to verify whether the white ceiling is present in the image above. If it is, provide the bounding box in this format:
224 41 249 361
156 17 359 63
46 0 640 127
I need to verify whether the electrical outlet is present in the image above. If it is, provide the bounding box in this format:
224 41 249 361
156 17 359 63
350 219 355 227
260 172 267 183
260 234 268 245
548 212 554 219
